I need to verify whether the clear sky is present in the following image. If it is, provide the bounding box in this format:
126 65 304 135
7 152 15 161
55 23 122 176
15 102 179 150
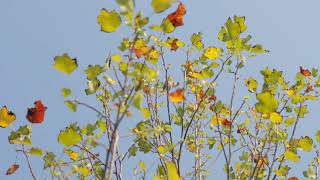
1 0 320 179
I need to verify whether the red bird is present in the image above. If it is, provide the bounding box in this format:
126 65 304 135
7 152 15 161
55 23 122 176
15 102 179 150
26 100 47 123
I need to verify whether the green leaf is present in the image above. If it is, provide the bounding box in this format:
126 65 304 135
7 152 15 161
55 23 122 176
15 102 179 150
191 32 204 50
284 150 300 163
61 88 71 98
141 107 151 118
166 161 180 180
128 145 137 157
8 125 32 145
298 136 313 152
64 100 77 112
85 78 101 95
295 105 309 118
43 152 56 169
284 116 296 127
119 62 128 74
275 165 290 177
245 77 258 93
139 161 147 172
28 147 43 156
97 9 121 33
53 53 78 75
85 65 105 80
58 126 82 146
133 92 143 109
96 119 107 132
115 0 134 25
250 44 269 53
255 92 279 114
118 38 130 51
161 18 175 33
316 130 320 143
151 0 174 13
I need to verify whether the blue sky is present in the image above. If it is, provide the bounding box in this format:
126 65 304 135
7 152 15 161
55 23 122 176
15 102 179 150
0 0 320 179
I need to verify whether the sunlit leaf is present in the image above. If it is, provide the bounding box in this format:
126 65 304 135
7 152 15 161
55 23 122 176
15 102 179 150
58 126 81 146
139 161 147 172
284 150 300 163
245 77 258 93
166 161 180 180
316 130 320 142
64 100 77 112
298 136 313 152
53 53 78 75
8 125 32 145
191 32 204 50
97 9 121 33
274 165 290 177
250 44 269 53
151 0 175 13
0 106 16 128
28 147 43 156
284 116 296 127
115 0 134 25
169 89 184 103
111 54 122 62
85 78 101 95
269 112 282 124
255 92 279 114
161 18 175 33
133 92 143 109
203 46 222 60
85 65 105 80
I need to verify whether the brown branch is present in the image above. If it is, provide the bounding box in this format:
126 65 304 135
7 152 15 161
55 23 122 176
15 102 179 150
21 145 37 180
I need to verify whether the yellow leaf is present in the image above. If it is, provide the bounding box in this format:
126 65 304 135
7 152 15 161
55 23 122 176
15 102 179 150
203 46 222 60
139 161 147 172
269 112 282 124
70 152 78 161
111 54 122 62
166 161 180 180
284 151 300 163
286 89 294 97
0 106 16 128
97 9 121 33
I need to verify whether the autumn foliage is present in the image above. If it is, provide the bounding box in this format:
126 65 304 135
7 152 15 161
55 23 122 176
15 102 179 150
3 1 320 180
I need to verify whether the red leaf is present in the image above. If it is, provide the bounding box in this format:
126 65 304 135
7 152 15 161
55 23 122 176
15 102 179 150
6 164 19 175
26 100 47 123
166 3 186 27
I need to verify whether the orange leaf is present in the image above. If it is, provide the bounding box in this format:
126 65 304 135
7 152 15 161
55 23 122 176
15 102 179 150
300 66 311 77
288 177 300 180
133 46 150 58
166 2 186 27
169 89 184 103
26 100 47 124
6 164 19 175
